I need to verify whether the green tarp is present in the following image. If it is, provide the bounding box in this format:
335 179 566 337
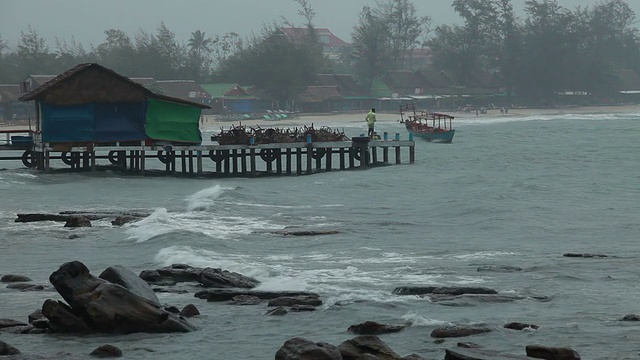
145 98 201 143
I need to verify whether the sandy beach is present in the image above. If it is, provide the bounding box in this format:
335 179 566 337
2 104 639 134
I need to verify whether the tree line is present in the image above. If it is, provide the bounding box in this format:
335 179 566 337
0 0 638 106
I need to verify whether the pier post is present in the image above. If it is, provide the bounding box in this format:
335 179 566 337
140 145 146 175
224 150 230 174
241 149 247 174
44 149 50 172
395 146 401 164
296 148 303 175
188 150 194 174
197 150 203 175
325 148 332 171
276 149 282 175
359 145 368 168
181 151 187 173
383 132 389 163
348 147 355 168
372 146 377 164
250 148 256 176
409 144 415 164
232 149 238 174
286 148 292 175
129 151 135 170
339 148 345 170
170 151 176 173
91 150 96 172
306 145 313 174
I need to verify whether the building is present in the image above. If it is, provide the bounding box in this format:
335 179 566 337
19 63 210 146
200 83 259 113
0 84 23 121
279 27 351 60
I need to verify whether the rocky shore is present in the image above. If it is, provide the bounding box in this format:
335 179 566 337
2 257 631 359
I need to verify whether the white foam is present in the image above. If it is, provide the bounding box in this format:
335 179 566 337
401 311 451 327
185 184 234 211
452 251 520 260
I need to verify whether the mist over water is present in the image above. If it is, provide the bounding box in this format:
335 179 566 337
1 112 640 359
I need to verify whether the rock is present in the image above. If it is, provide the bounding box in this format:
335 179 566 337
197 267 259 288
504 322 539 330
196 289 320 302
179 304 200 317
32 318 50 329
290 305 317 312
0 318 27 328
621 314 640 321
90 344 123 358
46 260 195 333
476 265 522 273
268 295 322 307
231 295 262 305
1 325 36 334
156 264 201 282
338 335 401 360
1 274 32 282
68 234 82 239
266 307 288 316
525 345 581 360
563 253 608 258
111 216 138 226
99 265 160 306
152 288 188 294
457 342 481 348
271 229 340 236
392 286 497 296
15 213 72 222
0 341 20 355
348 321 408 335
402 355 429 360
64 216 92 227
275 337 342 360
164 306 180 314
29 309 45 323
431 326 492 338
42 299 92 333
445 348 530 360
6 283 46 291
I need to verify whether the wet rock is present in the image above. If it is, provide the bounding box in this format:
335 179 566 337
290 305 317 312
64 216 92 227
525 345 581 360
563 253 608 258
231 295 262 305
197 267 259 288
268 295 322 307
29 309 45 323
196 289 320 302
457 342 481 348
271 229 340 236
1 325 36 334
476 265 522 273
275 337 341 360
111 216 138 226
164 306 180 314
504 322 539 330
431 326 492 338
1 274 32 282
266 307 288 316
68 234 82 239
90 344 122 358
15 213 72 222
32 318 50 329
429 294 527 306
179 304 200 318
42 299 92 333
46 261 195 333
0 318 27 329
445 348 530 360
6 283 45 291
0 340 20 355
99 265 160 306
392 286 497 296
152 287 188 294
348 321 408 335
139 264 199 285
621 314 640 321
338 335 400 360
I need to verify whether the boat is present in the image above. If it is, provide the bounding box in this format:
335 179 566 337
399 104 455 143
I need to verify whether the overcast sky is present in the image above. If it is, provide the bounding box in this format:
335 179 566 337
2 0 639 50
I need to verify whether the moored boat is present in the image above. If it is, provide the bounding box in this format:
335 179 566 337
399 104 455 143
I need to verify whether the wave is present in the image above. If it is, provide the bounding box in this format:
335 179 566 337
185 184 236 211
401 311 451 327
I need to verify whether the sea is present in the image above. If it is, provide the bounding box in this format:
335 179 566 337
1 111 639 359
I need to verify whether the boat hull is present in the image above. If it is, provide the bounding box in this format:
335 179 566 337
412 130 455 143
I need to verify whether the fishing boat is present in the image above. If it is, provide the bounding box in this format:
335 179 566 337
399 104 455 143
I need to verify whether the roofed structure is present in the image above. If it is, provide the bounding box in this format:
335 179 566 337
314 74 364 97
156 80 211 103
279 27 351 60
0 85 21 103
300 85 343 103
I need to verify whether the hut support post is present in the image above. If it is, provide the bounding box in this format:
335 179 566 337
44 147 50 172
395 146 401 164
325 148 332 171
286 148 292 175
250 148 256 176
306 145 313 174
197 150 203 175
241 149 247 174
372 146 377 164
296 148 303 175
188 150 194 174
232 149 238 174
409 144 415 164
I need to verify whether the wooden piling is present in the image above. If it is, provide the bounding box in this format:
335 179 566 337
286 148 292 175
371 146 377 164
339 148 345 170
409 145 415 164
326 148 332 171
296 148 303 175
241 149 247 174
395 146 401 164
223 150 230 174
197 150 202 175
188 150 194 174
232 149 238 174
250 148 256 176
306 145 313 174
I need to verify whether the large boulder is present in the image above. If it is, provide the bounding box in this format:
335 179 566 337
196 267 259 288
268 296 322 307
275 337 342 360
45 261 195 333
64 216 92 227
525 345 581 360
90 344 123 358
431 326 492 338
338 335 401 360
99 265 160 306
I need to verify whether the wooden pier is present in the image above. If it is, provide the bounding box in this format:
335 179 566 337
0 129 415 177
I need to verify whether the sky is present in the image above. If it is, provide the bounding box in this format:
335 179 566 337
2 0 639 50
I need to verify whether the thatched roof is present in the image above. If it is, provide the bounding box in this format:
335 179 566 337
156 80 211 101
300 85 342 102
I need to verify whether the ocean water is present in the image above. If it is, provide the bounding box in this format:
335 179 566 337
1 111 640 359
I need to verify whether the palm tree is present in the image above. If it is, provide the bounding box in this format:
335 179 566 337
188 30 212 57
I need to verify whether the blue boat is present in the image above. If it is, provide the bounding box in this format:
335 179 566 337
399 104 455 143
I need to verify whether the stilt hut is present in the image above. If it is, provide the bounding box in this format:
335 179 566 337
18 63 209 148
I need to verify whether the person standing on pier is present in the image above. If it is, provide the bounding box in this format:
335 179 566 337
366 108 376 139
